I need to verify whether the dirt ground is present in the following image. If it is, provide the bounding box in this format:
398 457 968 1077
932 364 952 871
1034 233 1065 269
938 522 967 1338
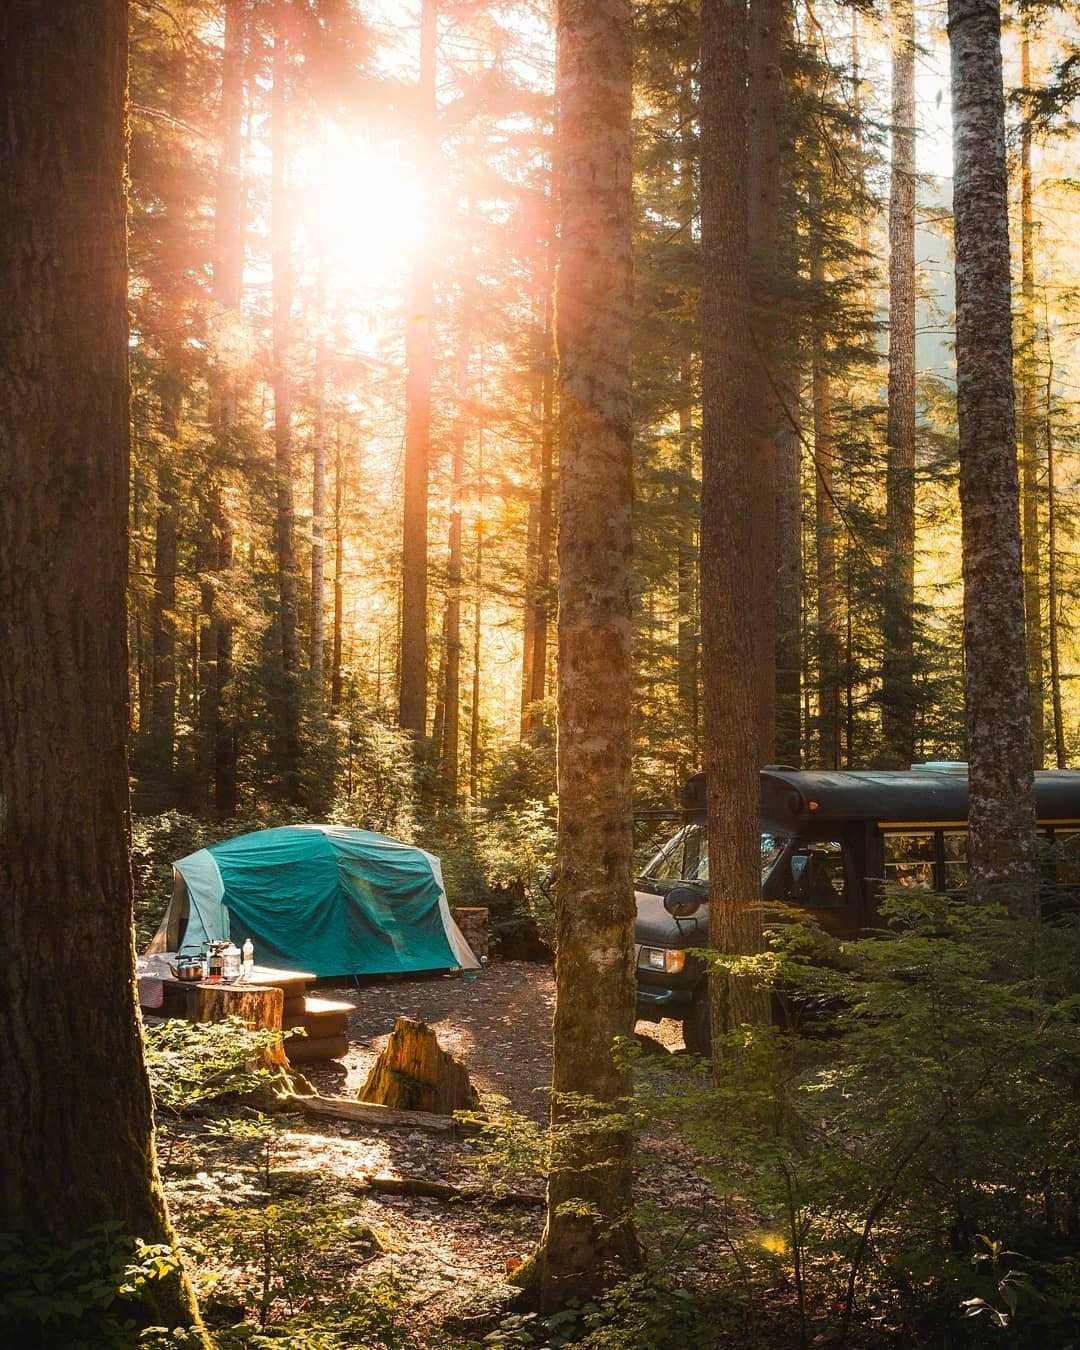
212 963 718 1341
304 959 686 1115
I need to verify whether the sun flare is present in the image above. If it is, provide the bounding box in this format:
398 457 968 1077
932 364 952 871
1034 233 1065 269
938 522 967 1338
305 122 420 298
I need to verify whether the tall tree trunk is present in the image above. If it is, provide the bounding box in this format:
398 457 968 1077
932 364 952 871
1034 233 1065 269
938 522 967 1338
0 3 204 1332
399 0 437 739
272 4 301 801
700 0 768 1045
520 417 539 740
756 0 801 770
746 0 786 763
774 380 802 766
202 0 246 818
676 351 699 754
529 254 557 722
151 408 180 777
1019 31 1045 767
881 0 918 769
1044 338 1067 768
946 0 1038 902
331 419 347 716
521 0 640 1308
311 247 328 701
811 248 841 770
470 372 484 804
442 320 472 800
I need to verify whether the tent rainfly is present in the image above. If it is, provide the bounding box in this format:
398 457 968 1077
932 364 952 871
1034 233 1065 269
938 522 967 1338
147 824 479 978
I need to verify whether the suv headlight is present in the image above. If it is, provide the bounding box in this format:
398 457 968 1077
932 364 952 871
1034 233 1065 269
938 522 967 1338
639 946 686 974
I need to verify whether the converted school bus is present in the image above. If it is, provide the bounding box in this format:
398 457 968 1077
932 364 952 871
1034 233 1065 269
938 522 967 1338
634 764 1080 1054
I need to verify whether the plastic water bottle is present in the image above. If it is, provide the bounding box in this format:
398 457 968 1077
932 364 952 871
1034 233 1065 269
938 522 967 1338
242 938 254 977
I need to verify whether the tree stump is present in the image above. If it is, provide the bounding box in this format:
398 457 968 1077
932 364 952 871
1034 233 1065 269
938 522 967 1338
453 905 489 961
186 982 311 1094
358 1017 479 1114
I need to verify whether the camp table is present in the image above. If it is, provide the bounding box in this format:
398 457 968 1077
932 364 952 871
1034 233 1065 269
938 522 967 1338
152 963 315 1020
140 959 350 1063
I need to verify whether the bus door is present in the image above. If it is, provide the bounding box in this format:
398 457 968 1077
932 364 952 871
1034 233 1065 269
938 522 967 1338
766 836 861 937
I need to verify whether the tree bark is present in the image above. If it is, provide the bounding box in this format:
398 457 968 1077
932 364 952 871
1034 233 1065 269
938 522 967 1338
774 374 802 766
202 0 246 819
331 420 347 716
399 0 438 739
946 0 1038 902
676 351 699 755
701 0 767 1042
272 3 301 801
521 247 556 740
1044 338 1067 768
441 319 472 800
151 430 180 775
0 2 204 1332
881 0 918 769
529 255 557 721
1018 31 1045 767
746 0 787 764
521 0 640 1309
311 247 328 701
470 413 484 804
811 245 841 771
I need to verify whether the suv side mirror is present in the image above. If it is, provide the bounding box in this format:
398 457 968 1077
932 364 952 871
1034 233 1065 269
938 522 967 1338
664 885 703 918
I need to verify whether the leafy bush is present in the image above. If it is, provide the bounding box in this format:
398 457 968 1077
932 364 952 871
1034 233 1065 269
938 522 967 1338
144 1017 286 1120
0 1222 198 1349
633 897 1080 1347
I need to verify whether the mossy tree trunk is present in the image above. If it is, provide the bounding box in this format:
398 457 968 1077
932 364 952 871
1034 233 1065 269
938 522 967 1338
946 0 1038 902
272 1 302 801
522 0 640 1310
0 2 204 1334
701 0 768 1039
881 0 918 769
399 0 438 740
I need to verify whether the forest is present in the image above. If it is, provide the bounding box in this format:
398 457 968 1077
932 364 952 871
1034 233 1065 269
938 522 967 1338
2 0 1080 1345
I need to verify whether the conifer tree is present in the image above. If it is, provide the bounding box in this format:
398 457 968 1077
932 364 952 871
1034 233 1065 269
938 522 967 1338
946 0 1038 899
0 2 204 1332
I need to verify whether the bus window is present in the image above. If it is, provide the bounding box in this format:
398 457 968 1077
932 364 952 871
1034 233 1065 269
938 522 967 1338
786 841 848 909
642 826 696 882
884 831 935 890
640 827 788 886
942 831 968 891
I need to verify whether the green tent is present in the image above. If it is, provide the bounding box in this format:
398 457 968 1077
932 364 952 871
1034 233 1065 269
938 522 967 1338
147 825 479 978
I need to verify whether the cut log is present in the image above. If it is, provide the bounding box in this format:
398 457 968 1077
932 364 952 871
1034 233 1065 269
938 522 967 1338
187 981 312 1094
189 983 286 1065
359 1016 479 1114
295 1093 482 1135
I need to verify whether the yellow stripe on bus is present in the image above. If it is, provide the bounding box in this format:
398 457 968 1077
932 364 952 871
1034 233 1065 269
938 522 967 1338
878 820 1080 830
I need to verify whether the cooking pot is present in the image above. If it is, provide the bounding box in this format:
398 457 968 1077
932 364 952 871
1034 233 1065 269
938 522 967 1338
168 952 204 982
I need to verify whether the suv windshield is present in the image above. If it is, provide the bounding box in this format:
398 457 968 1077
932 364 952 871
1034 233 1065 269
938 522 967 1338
641 826 786 886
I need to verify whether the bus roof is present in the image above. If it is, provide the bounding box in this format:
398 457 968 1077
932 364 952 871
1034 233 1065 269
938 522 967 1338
680 767 1080 832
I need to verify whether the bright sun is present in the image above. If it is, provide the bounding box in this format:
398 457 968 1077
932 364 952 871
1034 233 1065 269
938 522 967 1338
306 121 421 299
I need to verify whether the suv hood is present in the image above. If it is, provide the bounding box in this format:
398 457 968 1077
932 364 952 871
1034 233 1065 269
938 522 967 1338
634 887 707 950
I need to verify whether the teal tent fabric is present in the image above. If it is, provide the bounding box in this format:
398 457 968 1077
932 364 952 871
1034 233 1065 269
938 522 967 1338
158 825 478 978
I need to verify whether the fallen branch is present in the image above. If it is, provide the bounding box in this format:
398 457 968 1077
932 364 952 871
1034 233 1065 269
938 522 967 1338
291 1093 486 1135
361 1172 544 1207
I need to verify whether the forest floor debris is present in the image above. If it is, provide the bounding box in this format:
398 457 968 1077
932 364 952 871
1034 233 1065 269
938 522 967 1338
162 960 737 1346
